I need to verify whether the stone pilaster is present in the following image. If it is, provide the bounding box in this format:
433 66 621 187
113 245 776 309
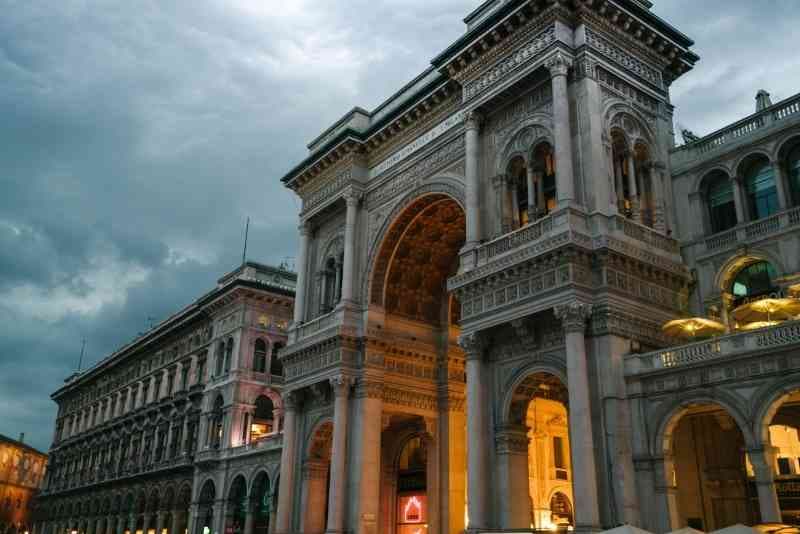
326 376 353 534
275 391 299 534
464 111 483 250
293 222 310 325
546 52 576 208
341 190 361 305
554 301 600 532
495 424 531 529
459 332 490 531
748 447 781 523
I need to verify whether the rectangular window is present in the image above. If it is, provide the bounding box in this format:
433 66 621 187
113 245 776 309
778 457 792 475
181 366 189 390
553 436 565 469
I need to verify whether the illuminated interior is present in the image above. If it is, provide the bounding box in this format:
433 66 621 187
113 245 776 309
397 437 428 534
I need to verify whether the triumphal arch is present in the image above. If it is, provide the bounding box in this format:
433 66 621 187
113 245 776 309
278 1 698 533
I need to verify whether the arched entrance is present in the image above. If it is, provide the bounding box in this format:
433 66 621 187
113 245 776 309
501 370 572 530
250 473 271 534
759 387 800 524
659 402 757 531
225 476 247 534
368 193 466 534
300 421 332 534
196 481 215 534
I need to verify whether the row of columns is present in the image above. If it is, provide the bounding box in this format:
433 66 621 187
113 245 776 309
464 51 576 255
292 190 361 326
459 301 599 532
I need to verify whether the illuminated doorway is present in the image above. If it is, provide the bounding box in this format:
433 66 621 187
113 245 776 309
396 437 428 534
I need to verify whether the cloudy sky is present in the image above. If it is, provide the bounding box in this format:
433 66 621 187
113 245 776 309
1 0 799 452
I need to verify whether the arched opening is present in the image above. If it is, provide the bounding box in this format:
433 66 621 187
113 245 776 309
301 421 332 534
253 339 267 374
146 491 159 534
786 141 800 207
209 395 225 450
504 371 572 530
531 142 557 218
160 488 174 534
250 473 271 534
611 130 635 219
703 170 738 234
196 481 215 534
175 486 191 534
731 260 778 305
549 492 573 529
740 154 779 221
269 343 283 377
396 436 428 534
250 396 275 442
634 142 656 228
505 155 530 230
760 388 800 524
226 476 248 534
662 403 757 531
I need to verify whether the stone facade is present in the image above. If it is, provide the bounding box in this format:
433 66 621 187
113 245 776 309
34 263 295 534
277 1 800 534
1 434 47 534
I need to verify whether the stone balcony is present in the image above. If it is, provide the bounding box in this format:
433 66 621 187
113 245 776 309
625 320 800 377
685 206 800 260
449 207 686 328
671 92 800 173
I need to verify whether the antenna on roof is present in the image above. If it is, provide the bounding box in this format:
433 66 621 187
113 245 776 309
77 338 87 372
241 216 250 265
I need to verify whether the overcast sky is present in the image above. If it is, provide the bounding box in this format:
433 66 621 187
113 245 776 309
1 0 799 453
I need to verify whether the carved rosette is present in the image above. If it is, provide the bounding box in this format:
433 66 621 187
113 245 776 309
355 379 384 400
457 332 487 361
494 424 530 455
545 51 573 78
329 376 353 398
554 301 593 334
465 110 483 132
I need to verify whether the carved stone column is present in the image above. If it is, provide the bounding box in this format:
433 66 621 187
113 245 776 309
651 162 667 233
553 302 600 532
293 222 310 325
733 175 748 223
546 52 576 208
465 111 483 249
351 380 384 534
341 190 361 305
626 153 640 223
748 447 782 523
275 392 299 534
773 160 790 210
459 332 489 530
526 164 537 219
326 376 352 534
495 424 531 529
652 456 680 533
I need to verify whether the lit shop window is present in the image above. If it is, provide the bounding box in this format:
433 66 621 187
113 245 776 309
397 494 427 534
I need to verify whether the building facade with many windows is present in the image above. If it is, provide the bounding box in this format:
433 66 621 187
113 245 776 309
1 434 47 534
34 263 295 534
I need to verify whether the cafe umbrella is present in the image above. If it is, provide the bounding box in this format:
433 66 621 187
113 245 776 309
732 298 800 325
662 317 726 339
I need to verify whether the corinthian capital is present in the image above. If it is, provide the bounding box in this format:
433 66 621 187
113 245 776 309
343 187 363 207
553 301 593 333
329 375 353 398
282 390 300 411
457 332 487 361
465 110 483 132
545 51 574 78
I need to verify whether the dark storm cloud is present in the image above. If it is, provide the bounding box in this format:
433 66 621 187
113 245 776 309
1 0 798 452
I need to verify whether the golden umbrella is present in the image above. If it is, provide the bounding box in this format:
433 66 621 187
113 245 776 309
662 317 726 339
732 298 800 324
788 284 800 298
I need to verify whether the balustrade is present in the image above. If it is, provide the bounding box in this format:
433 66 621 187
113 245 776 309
703 206 800 252
626 319 800 374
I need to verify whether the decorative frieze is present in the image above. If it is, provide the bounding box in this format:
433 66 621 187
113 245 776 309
487 81 552 150
584 27 663 88
463 25 557 103
383 387 438 412
302 168 352 214
596 67 660 114
366 135 465 210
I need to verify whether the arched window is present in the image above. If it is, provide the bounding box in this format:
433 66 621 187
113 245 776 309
505 156 529 230
744 158 779 220
706 172 737 233
254 339 268 374
788 144 800 206
322 257 338 313
532 142 556 216
250 396 275 442
611 131 636 218
270 343 284 377
224 338 234 372
731 261 777 300
634 143 655 228
210 396 224 449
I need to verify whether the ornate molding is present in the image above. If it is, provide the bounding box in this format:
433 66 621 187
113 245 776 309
554 301 593 333
457 332 487 361
354 380 384 400
545 51 573 78
584 27 663 88
495 424 530 455
329 376 353 398
465 110 483 132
